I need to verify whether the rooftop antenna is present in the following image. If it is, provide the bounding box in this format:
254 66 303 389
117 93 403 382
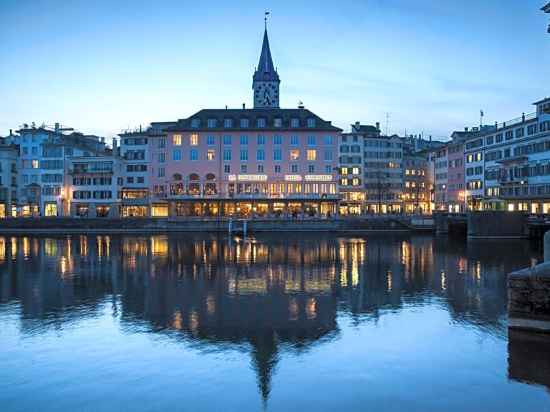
385 112 390 136
480 109 484 128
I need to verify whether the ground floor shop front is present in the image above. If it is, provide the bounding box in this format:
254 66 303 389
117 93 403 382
118 198 339 218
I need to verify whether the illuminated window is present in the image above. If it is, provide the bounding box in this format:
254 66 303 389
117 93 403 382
32 160 39 169
290 150 300 160
173 134 182 146
207 150 215 161
352 178 359 186
190 134 198 146
307 150 317 161
341 178 348 185
352 167 359 175
341 167 348 175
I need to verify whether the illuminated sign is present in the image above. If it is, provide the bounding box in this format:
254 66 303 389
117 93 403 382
284 175 302 182
305 174 332 182
228 174 237 181
237 174 267 182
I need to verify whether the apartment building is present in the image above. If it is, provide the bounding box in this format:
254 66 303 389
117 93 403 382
8 124 107 216
0 137 18 217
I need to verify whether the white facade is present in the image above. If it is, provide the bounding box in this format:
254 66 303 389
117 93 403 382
8 125 107 216
67 155 125 218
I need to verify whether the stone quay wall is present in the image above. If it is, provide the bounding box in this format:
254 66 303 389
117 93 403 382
508 262 550 333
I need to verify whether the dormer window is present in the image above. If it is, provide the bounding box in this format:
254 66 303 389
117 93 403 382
207 118 217 128
224 118 233 128
291 118 300 128
191 118 200 128
257 118 266 128
274 118 282 128
240 118 249 128
307 118 316 128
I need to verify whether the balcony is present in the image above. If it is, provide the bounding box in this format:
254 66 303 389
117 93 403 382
68 168 114 175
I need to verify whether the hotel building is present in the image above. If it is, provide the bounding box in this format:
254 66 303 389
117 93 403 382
148 26 340 217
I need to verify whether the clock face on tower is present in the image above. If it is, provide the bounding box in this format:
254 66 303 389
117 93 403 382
253 81 279 108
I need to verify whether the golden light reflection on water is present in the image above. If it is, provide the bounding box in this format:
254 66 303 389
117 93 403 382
22 237 30 259
0 238 5 262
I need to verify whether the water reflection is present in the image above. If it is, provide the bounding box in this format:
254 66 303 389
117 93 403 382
0 234 544 406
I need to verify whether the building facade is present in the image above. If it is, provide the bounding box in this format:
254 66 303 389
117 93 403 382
0 137 18 217
7 124 107 217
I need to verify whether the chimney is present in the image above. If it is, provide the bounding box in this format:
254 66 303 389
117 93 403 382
9 129 12 136
464 127 469 132
376 122 380 130
55 122 60 132
225 105 228 110
242 103 246 109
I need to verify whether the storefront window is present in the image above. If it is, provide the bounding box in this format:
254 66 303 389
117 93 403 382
151 204 169 217
45 203 58 217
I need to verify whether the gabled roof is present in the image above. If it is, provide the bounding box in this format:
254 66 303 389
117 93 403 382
253 29 279 83
166 108 342 132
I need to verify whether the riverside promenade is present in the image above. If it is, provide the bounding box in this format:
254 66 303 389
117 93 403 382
0 215 435 234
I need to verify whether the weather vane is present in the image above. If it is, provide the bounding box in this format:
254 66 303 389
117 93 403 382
265 11 270 29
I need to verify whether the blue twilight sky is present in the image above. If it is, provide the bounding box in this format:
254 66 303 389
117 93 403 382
1 0 549 142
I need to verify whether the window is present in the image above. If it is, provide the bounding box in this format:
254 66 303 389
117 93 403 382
274 118 282 127
273 135 282 145
257 118 266 128
224 118 233 128
158 168 165 177
240 149 248 161
307 136 316 146
224 164 231 173
257 135 266 145
324 150 333 161
207 150 215 161
191 118 200 128
240 118 249 128
158 153 166 163
257 164 264 172
240 135 249 145
190 149 198 161
240 164 247 173
307 118 315 128
341 167 349 175
223 149 231 161
291 118 300 128
290 150 299 160
515 128 525 138
223 135 232 145
32 160 39 169
207 118 217 128
257 149 265 161
190 134 198 146
173 134 182 146
290 136 299 146
172 149 181 161
158 137 166 148
308 165 315 173
273 149 282 161
496 133 503 143
207 135 215 145
291 164 298 173
274 165 281 173
324 136 334 145
307 150 317 161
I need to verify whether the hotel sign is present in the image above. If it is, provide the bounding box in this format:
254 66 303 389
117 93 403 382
305 174 333 182
284 175 302 182
237 174 267 182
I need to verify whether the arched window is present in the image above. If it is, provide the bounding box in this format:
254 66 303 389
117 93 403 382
173 173 182 181
205 173 216 181
189 173 200 181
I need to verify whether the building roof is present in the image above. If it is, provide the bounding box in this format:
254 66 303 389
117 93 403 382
542 2 550 12
165 108 342 132
349 124 379 134
253 29 279 83
533 97 550 105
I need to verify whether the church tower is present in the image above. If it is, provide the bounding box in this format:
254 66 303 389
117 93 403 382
252 24 280 109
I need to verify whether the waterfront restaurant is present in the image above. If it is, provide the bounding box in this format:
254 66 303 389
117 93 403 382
149 108 341 217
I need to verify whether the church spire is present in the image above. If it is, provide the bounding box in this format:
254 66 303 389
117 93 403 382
252 14 280 108
254 28 279 82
